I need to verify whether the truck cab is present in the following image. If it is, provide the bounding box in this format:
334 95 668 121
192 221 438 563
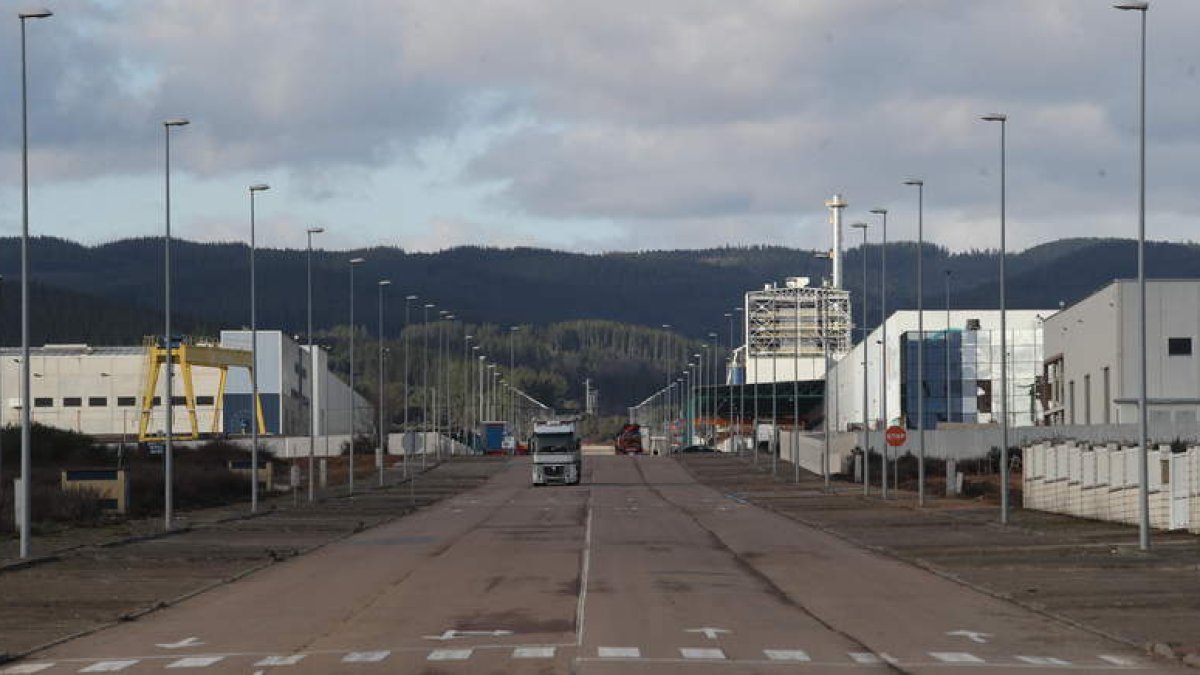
530 421 581 486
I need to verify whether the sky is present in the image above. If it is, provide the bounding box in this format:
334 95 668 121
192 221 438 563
0 0 1197 254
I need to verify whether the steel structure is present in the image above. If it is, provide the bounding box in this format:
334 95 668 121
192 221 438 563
744 280 850 383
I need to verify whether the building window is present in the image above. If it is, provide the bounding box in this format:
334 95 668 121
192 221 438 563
1068 380 1075 425
152 396 161 406
196 396 214 406
117 396 137 407
1102 367 1111 424
170 396 187 405
63 397 82 408
34 397 53 408
1083 374 1091 425
88 397 107 407
1168 337 1192 356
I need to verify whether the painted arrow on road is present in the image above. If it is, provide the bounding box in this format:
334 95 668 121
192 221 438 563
156 637 204 649
685 627 731 640
946 630 993 644
424 629 514 641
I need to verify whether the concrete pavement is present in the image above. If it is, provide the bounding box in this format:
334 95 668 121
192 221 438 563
4 455 1176 674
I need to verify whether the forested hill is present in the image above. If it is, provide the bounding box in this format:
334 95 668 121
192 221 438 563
1 236 1199 345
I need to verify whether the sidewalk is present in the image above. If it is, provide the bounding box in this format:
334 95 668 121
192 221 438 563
0 456 508 660
678 452 1200 668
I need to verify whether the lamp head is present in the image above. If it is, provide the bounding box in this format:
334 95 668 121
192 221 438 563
869 207 887 215
307 226 324 234
1113 1 1148 10
378 279 391 286
19 9 53 19
164 118 190 128
851 222 869 230
249 183 270 192
349 257 365 264
981 113 1008 122
903 179 923 187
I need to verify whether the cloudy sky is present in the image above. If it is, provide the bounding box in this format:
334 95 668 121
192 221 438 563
0 0 1196 253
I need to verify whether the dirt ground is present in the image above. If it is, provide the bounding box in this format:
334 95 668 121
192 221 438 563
680 451 1200 667
0 456 509 661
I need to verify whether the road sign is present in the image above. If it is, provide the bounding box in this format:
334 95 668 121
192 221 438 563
885 425 907 447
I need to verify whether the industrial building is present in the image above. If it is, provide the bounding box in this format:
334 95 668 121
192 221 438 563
742 277 851 384
828 309 1054 432
1042 279 1200 428
0 331 372 439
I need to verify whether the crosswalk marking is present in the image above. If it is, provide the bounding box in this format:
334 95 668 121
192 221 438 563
254 655 305 666
1100 655 1138 666
930 652 985 664
427 649 472 661
166 657 224 669
849 652 882 664
764 649 811 662
1 665 55 674
597 647 641 658
1017 656 1071 666
79 662 139 673
680 648 726 660
342 651 390 663
513 647 556 659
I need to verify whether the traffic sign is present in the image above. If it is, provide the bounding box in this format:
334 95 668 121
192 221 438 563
885 425 907 447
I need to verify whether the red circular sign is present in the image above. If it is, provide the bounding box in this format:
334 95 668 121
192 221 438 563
885 425 907 447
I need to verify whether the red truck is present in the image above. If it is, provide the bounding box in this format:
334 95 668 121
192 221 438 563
614 423 644 455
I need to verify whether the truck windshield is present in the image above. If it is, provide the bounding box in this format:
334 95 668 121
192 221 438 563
534 433 576 452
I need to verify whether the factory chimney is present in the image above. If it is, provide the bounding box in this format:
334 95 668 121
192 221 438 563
825 194 847 288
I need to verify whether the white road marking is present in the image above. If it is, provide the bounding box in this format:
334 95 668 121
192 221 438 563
342 651 390 663
930 652 985 664
427 649 472 661
254 655 306 666
597 647 641 658
166 657 223 669
680 648 726 660
849 652 882 664
79 662 139 673
684 627 731 640
1099 655 1138 666
2 665 55 674
513 647 556 659
946 630 992 644
425 629 514 640
764 650 811 662
155 637 205 650
1016 656 1072 666
575 495 594 646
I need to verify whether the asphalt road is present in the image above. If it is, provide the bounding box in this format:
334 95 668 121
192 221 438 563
5 455 1176 674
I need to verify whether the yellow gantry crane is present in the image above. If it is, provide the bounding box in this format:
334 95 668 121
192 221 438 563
138 336 266 442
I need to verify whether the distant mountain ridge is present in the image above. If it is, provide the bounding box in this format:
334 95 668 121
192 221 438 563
0 236 1196 345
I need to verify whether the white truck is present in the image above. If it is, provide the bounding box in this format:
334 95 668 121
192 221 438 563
530 420 582 486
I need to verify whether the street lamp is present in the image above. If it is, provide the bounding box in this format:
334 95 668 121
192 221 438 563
17 8 51 559
815 250 833 490
904 178 926 506
378 279 391 486
509 326 519 439
1113 0 1151 551
851 221 871 496
870 207 889 498
422 302 433 466
981 112 1010 525
161 117 190 532
248 183 269 512
402 294 417 472
305 226 324 503
345 256 365 494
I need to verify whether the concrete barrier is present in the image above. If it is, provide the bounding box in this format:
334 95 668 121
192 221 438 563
61 468 128 514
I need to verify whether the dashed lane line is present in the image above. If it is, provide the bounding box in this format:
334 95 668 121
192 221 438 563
930 652 987 664
253 655 305 666
340 651 390 663
165 657 223 669
596 647 641 658
427 649 472 661
763 649 811 662
680 648 726 660
78 662 138 673
512 647 556 659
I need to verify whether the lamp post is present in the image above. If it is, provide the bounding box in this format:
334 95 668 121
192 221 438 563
248 183 269 512
463 335 474 446
944 268 952 427
851 222 871 496
305 226 324 503
422 303 433 467
870 208 889 498
981 112 1010 524
509 326 519 438
18 7 51 558
378 279 391 486
1114 0 1150 551
904 179 926 506
403 294 417 473
735 306 744 455
162 117 189 531
815 250 833 491
346 257 365 494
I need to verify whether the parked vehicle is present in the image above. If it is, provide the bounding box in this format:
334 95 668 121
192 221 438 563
530 420 582 485
482 421 508 455
614 423 644 455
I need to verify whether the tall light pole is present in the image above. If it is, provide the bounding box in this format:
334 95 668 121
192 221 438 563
904 178 926 506
509 326 519 437
944 268 952 427
378 279 391 486
346 257 365 494
1114 0 1150 551
735 306 744 455
162 117 189 531
403 294 417 472
248 183 269 512
815 250 833 491
725 313 735 455
982 112 1010 524
18 8 51 558
422 303 433 466
662 324 672 451
851 222 870 496
790 294 800 481
870 207 889 499
305 226 324 503
463 334 474 445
